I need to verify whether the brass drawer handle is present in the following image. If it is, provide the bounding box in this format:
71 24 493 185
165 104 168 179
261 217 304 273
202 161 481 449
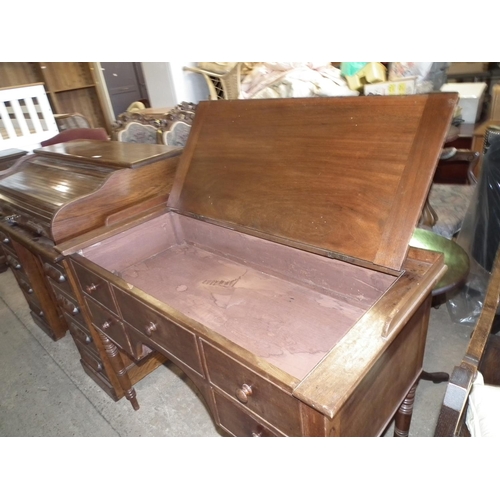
85 283 99 294
144 322 157 337
235 384 253 404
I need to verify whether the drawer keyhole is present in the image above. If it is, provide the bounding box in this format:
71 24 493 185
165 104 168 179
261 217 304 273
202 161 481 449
86 283 99 294
144 322 157 337
235 384 253 404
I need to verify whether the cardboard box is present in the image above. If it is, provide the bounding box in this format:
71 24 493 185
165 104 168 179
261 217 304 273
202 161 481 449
447 62 488 75
441 82 487 123
364 78 416 96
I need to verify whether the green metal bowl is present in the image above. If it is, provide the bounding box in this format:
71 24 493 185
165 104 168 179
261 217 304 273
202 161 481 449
410 228 470 296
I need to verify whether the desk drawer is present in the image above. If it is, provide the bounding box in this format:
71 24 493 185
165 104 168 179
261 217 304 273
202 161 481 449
71 259 118 314
68 319 94 348
113 285 203 375
0 229 12 247
85 296 146 361
202 341 301 436
214 391 280 437
43 261 72 296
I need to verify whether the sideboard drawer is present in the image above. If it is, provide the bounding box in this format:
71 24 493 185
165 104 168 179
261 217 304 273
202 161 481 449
214 391 281 437
202 341 301 436
113 285 204 375
71 259 118 314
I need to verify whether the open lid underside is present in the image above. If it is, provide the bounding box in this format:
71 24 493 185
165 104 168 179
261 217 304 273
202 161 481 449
168 93 458 272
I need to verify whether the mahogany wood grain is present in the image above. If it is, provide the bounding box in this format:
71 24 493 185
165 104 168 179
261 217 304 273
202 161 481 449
168 94 458 272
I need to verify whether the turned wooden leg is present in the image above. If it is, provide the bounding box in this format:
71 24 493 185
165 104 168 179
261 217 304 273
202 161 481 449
394 381 418 437
98 331 140 411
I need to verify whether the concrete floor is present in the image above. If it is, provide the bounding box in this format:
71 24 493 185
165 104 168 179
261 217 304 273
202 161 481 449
0 266 473 437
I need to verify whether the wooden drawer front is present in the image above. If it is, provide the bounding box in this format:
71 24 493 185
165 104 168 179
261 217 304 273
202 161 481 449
85 296 144 361
214 391 280 437
28 300 47 322
18 275 34 296
71 259 118 314
79 344 107 376
68 319 94 348
43 261 72 295
113 286 203 375
0 229 12 247
203 342 301 436
54 288 80 318
5 251 22 271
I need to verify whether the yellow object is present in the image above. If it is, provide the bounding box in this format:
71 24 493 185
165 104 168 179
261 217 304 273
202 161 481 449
344 62 387 91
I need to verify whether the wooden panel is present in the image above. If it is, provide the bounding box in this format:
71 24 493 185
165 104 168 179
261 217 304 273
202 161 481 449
0 63 41 88
169 94 458 271
53 87 106 128
330 296 430 436
39 63 94 91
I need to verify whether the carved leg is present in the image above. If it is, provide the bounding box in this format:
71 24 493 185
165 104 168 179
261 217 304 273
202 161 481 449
98 331 140 411
393 382 418 437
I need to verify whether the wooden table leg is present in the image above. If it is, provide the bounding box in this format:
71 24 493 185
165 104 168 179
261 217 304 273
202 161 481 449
98 330 140 411
394 381 418 437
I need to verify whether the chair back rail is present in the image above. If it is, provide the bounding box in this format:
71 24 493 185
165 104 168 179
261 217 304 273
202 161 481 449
435 246 500 436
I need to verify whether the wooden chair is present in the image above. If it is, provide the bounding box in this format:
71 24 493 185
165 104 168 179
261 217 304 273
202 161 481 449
184 63 242 100
113 102 196 146
113 113 159 144
40 127 109 147
157 102 196 147
434 246 500 436
54 113 92 131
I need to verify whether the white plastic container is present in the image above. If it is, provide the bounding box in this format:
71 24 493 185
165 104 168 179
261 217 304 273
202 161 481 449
441 82 487 123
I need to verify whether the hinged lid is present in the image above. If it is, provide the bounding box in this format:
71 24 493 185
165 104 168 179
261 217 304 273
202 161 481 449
168 93 458 271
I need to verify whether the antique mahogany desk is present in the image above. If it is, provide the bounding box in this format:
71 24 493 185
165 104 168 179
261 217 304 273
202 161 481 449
58 94 458 436
0 141 182 404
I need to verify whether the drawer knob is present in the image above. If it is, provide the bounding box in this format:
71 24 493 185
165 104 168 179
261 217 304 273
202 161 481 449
7 255 21 269
102 320 112 330
235 384 253 404
144 322 157 337
43 264 66 283
2 237 9 244
85 283 99 294
58 296 79 315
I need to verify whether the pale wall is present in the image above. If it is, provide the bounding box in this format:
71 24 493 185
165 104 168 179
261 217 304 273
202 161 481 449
141 62 209 107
